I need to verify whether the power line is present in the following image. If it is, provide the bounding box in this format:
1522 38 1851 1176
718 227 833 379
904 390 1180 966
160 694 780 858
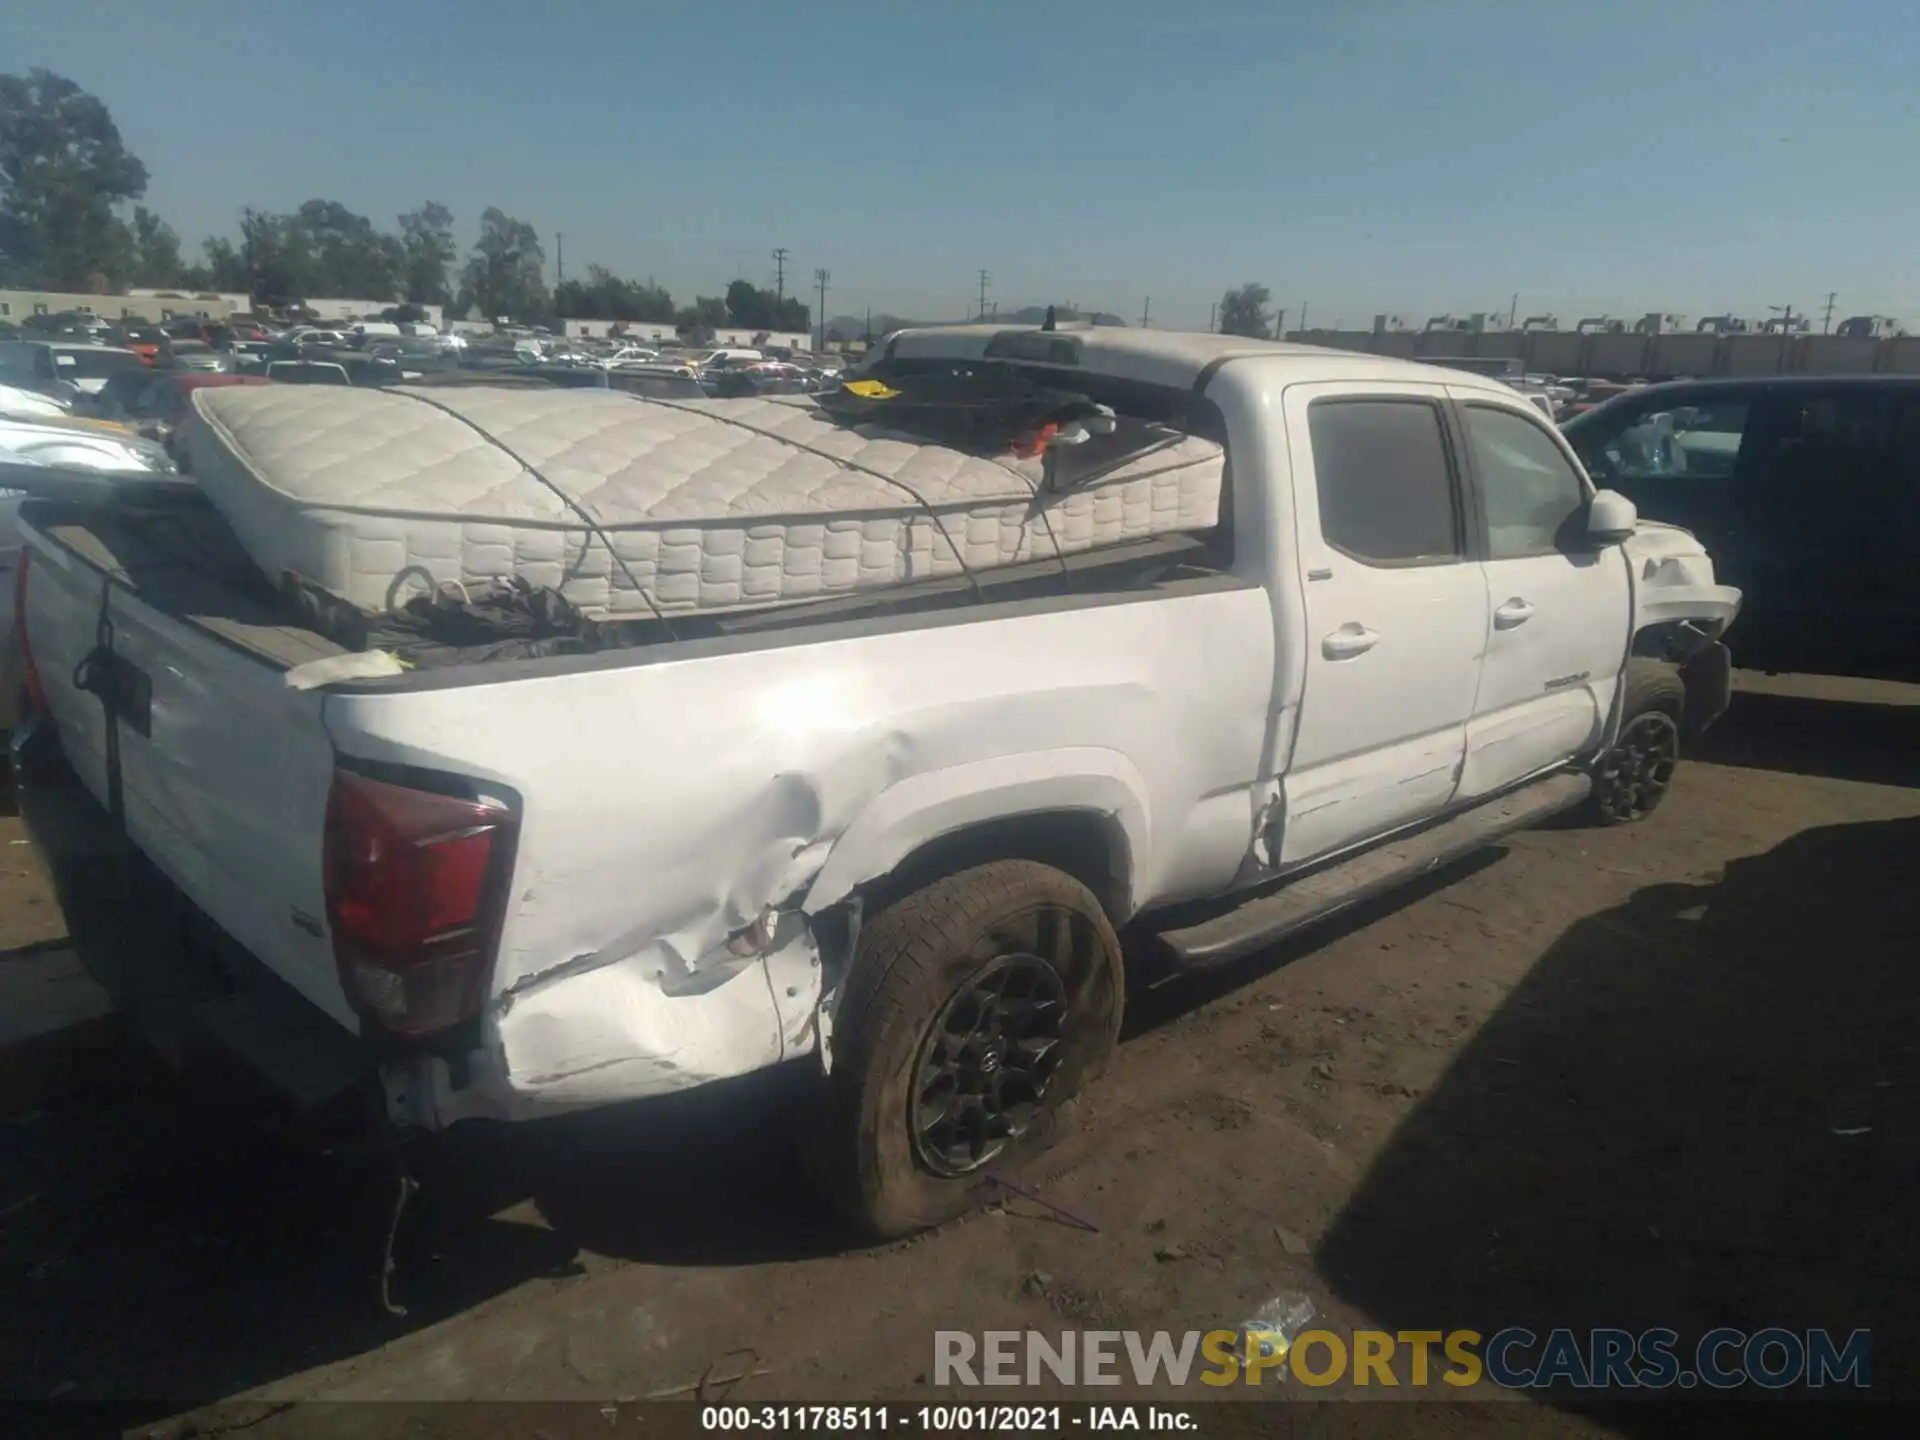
772 248 789 303
815 268 830 352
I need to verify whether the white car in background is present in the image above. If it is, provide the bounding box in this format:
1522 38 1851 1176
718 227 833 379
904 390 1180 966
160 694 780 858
0 383 73 421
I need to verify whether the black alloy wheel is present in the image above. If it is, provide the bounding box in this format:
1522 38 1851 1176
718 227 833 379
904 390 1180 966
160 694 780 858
1591 709 1681 823
911 943 1070 1177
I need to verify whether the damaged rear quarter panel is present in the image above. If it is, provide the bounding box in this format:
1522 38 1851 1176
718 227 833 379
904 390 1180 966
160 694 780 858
321 584 1272 1112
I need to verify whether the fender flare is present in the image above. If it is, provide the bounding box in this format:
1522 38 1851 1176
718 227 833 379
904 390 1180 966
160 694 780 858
800 746 1153 917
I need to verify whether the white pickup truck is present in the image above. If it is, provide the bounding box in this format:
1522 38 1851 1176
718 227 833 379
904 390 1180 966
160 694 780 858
9 328 1740 1237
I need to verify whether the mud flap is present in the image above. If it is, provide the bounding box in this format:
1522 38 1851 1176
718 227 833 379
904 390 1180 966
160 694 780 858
1679 641 1733 739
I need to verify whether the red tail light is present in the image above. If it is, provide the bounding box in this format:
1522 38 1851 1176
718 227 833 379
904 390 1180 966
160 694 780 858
323 767 519 1039
13 549 46 718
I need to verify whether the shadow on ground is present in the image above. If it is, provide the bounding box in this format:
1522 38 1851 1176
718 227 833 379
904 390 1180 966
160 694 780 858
1319 811 1920 1426
1691 687 1920 788
5 684 1912 1419
0 1047 844 1415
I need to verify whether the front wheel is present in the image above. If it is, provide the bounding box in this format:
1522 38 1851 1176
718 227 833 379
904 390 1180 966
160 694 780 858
800 860 1124 1240
1584 659 1685 825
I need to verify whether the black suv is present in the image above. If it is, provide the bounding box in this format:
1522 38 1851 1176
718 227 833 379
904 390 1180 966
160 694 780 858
1563 375 1920 678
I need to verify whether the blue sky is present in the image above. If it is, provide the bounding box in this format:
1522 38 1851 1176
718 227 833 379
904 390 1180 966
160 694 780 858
4 0 1917 328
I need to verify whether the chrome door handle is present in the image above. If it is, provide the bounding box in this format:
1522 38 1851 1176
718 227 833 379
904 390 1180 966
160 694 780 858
1493 598 1536 629
1322 624 1380 659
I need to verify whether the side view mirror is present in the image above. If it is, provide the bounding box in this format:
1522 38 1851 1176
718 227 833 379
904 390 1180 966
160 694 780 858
1586 488 1638 543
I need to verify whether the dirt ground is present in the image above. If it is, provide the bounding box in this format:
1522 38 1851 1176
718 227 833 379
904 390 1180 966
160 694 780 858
1 672 1915 1438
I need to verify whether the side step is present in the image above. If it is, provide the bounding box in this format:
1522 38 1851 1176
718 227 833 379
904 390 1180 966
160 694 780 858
1158 771 1591 969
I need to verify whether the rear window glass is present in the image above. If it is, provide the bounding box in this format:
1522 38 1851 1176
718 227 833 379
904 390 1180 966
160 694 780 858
62 348 145 379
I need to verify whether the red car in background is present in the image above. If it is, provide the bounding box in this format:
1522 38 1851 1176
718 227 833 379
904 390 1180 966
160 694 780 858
111 323 168 366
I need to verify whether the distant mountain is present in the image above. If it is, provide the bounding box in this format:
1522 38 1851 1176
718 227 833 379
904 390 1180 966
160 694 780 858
823 305 1127 344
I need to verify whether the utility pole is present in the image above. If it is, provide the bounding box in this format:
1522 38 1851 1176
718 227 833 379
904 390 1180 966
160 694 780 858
556 232 564 287
1208 301 1217 333
1822 291 1837 334
1273 308 1286 340
1509 291 1519 329
1299 301 1309 333
814 268 830 352
1140 296 1151 328
977 269 990 323
772 248 789 303
1768 302 1797 336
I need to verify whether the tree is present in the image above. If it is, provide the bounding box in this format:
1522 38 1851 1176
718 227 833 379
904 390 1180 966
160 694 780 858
287 198 400 299
723 278 808 333
0 68 150 290
397 201 456 306
459 207 546 323
193 234 248 293
674 295 728 342
554 263 674 324
129 204 183 288
1217 282 1274 339
238 207 313 305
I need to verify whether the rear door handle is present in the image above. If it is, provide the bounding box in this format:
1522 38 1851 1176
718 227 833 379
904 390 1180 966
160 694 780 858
1322 624 1379 659
1493 598 1536 630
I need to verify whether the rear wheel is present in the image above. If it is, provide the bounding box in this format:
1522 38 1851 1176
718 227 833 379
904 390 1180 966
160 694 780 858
800 860 1123 1240
1585 659 1685 825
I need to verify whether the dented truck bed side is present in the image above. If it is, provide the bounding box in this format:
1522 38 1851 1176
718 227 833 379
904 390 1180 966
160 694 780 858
335 575 1275 1123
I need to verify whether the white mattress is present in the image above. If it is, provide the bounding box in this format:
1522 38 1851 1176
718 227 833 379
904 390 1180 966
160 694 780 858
183 384 1224 617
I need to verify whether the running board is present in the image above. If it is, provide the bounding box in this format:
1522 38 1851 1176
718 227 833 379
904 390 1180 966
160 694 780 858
1158 771 1591 969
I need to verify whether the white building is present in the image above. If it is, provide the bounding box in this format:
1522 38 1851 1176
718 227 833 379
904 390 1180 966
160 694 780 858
557 320 812 351
5 288 236 323
127 290 445 329
561 319 680 343
301 297 444 328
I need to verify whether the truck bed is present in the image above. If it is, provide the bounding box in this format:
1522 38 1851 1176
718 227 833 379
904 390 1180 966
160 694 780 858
20 487 1230 678
17 487 1269 1121
26 496 352 672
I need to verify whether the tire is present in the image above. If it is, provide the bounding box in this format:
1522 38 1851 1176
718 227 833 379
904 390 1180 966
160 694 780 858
1583 658 1685 826
800 859 1124 1240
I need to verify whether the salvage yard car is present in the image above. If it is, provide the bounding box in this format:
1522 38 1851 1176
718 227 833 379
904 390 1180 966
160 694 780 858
1564 374 1920 677
0 339 147 402
7 327 1741 1238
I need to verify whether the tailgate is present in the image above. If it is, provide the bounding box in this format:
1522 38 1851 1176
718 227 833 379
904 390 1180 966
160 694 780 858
19 522 355 1029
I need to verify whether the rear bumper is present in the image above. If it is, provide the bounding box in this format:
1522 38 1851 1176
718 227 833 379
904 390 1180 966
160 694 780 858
1679 640 1734 739
9 716 370 1112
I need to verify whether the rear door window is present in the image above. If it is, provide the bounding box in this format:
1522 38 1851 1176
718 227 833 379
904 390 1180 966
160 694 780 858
1307 398 1463 564
1737 389 1900 614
